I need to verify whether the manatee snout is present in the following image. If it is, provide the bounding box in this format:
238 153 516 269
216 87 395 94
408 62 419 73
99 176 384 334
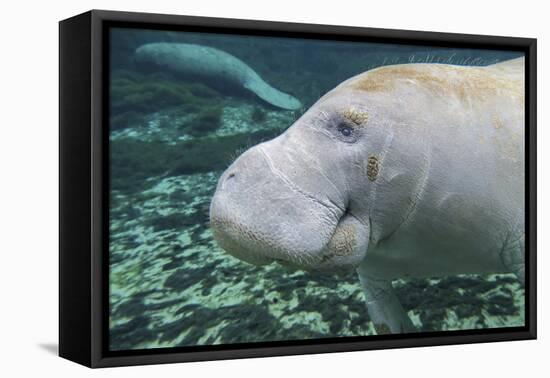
210 145 339 267
210 136 369 272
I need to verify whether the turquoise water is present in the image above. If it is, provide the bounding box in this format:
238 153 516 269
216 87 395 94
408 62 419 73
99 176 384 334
108 28 525 351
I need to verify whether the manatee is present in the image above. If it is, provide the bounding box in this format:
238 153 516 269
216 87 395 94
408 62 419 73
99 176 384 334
134 42 302 110
209 57 525 334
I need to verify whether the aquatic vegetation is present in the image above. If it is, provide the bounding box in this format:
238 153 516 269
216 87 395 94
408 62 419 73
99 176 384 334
188 83 219 99
251 106 267 123
110 128 280 194
110 110 144 131
187 105 223 136
168 128 278 175
110 69 221 131
145 211 208 232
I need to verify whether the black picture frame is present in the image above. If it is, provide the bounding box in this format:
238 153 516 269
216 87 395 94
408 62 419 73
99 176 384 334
59 9 537 368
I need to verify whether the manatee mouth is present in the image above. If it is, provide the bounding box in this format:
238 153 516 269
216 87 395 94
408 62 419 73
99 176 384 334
209 192 342 270
210 214 278 266
209 149 344 269
210 204 368 273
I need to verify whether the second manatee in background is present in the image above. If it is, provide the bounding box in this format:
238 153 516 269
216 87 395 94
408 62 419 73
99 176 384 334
134 42 302 110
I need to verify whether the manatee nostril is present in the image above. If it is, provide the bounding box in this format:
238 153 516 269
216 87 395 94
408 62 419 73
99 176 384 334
222 172 236 188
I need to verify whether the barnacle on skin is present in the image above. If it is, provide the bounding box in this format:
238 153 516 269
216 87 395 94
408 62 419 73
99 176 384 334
328 224 358 257
367 155 379 181
492 113 504 129
341 107 369 126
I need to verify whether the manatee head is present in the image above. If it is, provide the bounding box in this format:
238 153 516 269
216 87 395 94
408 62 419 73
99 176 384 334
210 76 403 273
134 43 163 67
134 43 185 72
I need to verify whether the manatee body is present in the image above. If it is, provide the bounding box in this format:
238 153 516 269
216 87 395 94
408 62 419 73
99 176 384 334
134 42 302 110
210 57 525 333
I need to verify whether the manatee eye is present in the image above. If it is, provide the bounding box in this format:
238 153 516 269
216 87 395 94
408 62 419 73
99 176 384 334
338 125 353 137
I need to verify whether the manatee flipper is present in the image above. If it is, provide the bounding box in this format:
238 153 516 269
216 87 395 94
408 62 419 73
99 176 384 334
356 268 416 334
244 76 302 110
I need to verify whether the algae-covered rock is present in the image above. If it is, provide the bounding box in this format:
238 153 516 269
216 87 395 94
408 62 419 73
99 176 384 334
251 106 267 123
187 105 223 136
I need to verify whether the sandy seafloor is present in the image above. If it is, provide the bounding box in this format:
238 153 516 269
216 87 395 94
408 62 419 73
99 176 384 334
108 98 525 351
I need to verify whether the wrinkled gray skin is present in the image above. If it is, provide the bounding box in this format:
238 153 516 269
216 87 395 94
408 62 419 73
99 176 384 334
134 42 302 110
210 58 525 334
